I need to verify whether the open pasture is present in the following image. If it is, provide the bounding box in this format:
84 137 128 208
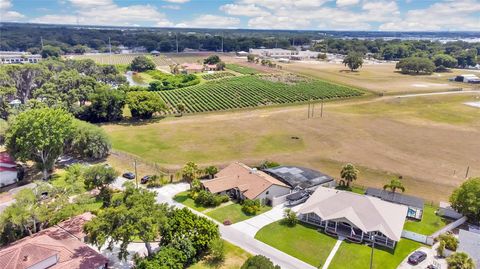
281 61 476 94
103 93 480 203
157 75 363 114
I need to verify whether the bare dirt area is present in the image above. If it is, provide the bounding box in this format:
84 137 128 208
282 61 475 94
104 93 480 203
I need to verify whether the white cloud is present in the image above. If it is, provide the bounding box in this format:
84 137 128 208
163 0 190 3
0 0 12 10
379 0 480 31
220 4 269 17
162 4 181 10
239 0 330 9
248 15 311 29
177 14 240 28
336 0 359 7
30 1 173 27
0 0 25 22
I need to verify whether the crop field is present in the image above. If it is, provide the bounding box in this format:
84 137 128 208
67 53 173 66
201 72 236 80
157 76 363 114
226 63 259 74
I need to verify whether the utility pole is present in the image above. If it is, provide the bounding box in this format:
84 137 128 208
40 36 44 49
370 235 375 269
134 159 138 188
465 166 470 178
108 37 112 54
221 32 224 53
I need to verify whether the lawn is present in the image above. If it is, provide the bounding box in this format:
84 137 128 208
403 205 451 235
173 191 208 212
206 203 271 224
189 240 251 269
226 63 259 75
255 221 337 268
328 239 422 269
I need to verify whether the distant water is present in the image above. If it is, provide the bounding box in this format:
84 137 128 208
125 71 148 87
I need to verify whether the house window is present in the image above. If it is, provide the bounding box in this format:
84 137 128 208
266 191 269 195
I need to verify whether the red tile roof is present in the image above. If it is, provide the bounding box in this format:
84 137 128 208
0 152 16 165
0 213 108 269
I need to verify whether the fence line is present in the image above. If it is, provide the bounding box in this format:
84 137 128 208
430 216 467 239
110 149 179 178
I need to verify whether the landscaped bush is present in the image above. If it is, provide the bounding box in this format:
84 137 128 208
194 190 229 207
242 199 261 215
208 238 225 263
282 208 298 227
146 175 169 188
437 233 459 251
241 255 281 269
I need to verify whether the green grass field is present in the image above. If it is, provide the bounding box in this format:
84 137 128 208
158 75 363 114
206 203 271 224
173 191 208 212
403 205 451 235
329 239 422 269
255 221 337 267
188 240 251 269
226 64 259 75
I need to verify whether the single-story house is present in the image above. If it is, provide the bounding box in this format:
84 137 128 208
365 188 424 220
0 212 109 269
202 162 291 205
181 63 204 74
0 152 18 187
298 187 408 249
438 201 463 219
458 229 480 268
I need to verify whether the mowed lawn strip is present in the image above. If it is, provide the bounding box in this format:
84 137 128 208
173 191 208 212
206 203 271 224
255 221 337 268
189 240 252 269
328 239 422 269
403 204 451 235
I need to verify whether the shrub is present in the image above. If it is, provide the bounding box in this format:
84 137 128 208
437 240 445 257
195 190 228 207
447 252 475 269
437 233 459 251
146 175 169 188
241 255 281 269
283 208 298 226
208 238 225 263
242 199 261 215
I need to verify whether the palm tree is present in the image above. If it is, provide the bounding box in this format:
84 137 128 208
182 161 199 188
447 252 475 269
340 163 358 188
383 178 405 194
204 166 218 179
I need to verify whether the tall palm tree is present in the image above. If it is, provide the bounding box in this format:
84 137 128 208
383 178 405 194
447 252 475 269
340 163 358 188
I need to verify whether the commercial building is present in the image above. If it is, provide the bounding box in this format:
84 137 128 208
0 52 42 64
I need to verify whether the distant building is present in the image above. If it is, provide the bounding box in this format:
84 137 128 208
264 166 335 190
0 212 109 269
248 48 320 60
0 152 18 187
451 74 480 84
204 64 219 71
365 188 424 220
0 51 42 64
180 63 204 74
131 46 147 53
150 50 160 56
201 162 291 205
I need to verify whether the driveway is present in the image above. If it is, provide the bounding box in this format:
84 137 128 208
397 246 447 269
231 203 303 237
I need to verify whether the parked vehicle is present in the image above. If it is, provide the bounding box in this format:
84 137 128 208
408 251 427 265
122 172 135 179
140 175 151 184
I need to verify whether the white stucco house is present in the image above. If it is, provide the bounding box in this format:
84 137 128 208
0 152 18 187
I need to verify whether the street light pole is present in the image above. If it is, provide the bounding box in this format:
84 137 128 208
134 159 138 188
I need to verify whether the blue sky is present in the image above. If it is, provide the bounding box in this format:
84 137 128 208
1 0 479 31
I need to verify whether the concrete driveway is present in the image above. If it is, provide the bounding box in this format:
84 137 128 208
231 203 303 237
397 246 447 269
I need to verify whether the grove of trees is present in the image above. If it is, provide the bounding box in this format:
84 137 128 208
395 57 436 74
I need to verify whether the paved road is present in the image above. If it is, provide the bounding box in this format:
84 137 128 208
395 90 479 98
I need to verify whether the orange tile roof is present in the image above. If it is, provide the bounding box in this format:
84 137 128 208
202 162 289 199
0 213 108 269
